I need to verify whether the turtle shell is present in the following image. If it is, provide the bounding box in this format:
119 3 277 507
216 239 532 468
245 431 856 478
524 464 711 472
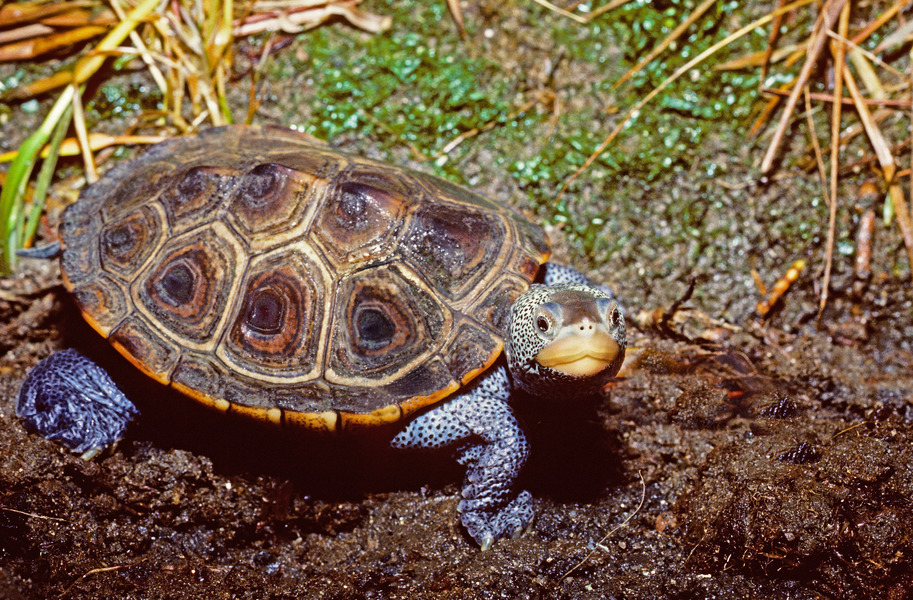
58 125 550 432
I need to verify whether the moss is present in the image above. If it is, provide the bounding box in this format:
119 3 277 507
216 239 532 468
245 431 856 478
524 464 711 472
0 67 28 96
86 81 162 124
299 7 512 163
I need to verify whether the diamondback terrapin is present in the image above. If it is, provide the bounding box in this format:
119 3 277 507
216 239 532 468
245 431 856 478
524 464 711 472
17 125 626 549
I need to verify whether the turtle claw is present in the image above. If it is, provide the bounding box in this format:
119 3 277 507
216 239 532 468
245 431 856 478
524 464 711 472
459 490 534 548
80 447 104 461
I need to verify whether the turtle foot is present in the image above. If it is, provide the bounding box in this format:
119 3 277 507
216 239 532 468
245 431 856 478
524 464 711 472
459 490 534 550
17 349 138 455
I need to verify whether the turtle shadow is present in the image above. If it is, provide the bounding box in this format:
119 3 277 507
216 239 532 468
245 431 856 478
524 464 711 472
52 298 407 500
119 365 440 502
518 402 627 504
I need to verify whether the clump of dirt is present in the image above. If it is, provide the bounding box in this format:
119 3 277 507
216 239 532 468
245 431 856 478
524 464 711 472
679 417 913 591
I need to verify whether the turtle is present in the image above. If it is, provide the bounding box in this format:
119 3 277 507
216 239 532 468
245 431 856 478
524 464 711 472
16 124 626 549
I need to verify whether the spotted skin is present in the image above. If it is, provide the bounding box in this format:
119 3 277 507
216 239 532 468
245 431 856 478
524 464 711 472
391 263 626 548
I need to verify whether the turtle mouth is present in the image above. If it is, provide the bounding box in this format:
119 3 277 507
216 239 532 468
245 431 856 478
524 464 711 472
535 331 621 377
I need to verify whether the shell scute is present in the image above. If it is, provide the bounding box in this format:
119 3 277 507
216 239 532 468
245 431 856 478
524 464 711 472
327 263 448 383
170 351 225 405
228 163 316 241
71 275 129 335
59 200 102 288
136 224 241 345
98 204 166 280
308 165 409 269
400 200 507 302
218 248 327 379
440 322 503 384
160 166 237 233
108 315 181 383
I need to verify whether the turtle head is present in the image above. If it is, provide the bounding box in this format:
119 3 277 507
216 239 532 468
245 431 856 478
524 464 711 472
505 283 626 397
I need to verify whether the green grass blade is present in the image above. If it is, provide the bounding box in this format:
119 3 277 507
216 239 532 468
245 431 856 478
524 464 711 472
0 85 75 274
1 138 42 275
23 103 74 249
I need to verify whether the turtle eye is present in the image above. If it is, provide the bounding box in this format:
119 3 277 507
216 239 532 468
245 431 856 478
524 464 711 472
533 302 562 339
611 305 624 329
596 298 625 330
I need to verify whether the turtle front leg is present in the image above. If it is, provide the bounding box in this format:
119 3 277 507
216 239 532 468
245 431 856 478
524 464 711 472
17 349 137 458
391 365 532 550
